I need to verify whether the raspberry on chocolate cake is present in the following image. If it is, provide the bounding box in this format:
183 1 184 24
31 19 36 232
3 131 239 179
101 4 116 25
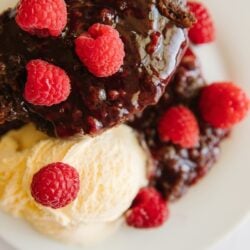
0 0 194 137
129 50 229 200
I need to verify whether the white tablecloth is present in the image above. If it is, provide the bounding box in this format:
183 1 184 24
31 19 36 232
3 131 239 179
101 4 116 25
0 218 250 250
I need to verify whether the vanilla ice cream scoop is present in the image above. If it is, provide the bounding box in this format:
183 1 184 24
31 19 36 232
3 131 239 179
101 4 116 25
24 124 147 224
0 124 148 244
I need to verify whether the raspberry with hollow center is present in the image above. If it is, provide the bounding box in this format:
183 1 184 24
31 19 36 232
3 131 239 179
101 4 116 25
187 1 215 44
126 187 169 228
24 59 71 106
15 0 67 37
199 82 250 128
75 23 125 77
158 105 200 148
31 162 80 209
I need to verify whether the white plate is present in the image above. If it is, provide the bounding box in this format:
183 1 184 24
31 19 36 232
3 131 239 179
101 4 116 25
0 0 250 249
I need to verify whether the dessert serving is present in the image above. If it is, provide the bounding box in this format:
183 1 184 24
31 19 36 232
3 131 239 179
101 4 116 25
0 0 249 246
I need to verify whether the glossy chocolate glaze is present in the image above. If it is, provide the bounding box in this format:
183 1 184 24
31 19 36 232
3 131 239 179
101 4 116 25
129 52 229 200
0 0 188 137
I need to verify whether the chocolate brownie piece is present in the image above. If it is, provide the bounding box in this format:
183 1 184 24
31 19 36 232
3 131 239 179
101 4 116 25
0 0 193 137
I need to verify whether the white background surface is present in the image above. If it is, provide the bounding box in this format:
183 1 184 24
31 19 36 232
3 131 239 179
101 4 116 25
0 0 250 250
0 219 250 249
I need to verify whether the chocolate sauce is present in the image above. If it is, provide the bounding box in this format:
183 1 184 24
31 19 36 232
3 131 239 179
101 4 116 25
129 53 229 200
0 0 188 137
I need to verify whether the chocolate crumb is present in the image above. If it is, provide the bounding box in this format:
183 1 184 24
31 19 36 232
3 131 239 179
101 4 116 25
157 0 196 28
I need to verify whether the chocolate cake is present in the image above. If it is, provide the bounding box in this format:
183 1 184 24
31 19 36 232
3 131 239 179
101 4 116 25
0 0 193 137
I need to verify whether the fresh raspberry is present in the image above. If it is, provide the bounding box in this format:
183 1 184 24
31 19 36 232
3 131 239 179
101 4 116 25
24 59 71 106
75 23 125 77
199 82 250 129
31 162 80 209
187 1 215 44
15 0 67 37
158 105 199 148
126 187 169 228
184 47 196 59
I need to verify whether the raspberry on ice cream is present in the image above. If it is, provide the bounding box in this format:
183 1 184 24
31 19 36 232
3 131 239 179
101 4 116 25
24 60 71 106
0 0 194 137
16 0 67 37
0 124 147 243
31 162 80 209
75 23 125 77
